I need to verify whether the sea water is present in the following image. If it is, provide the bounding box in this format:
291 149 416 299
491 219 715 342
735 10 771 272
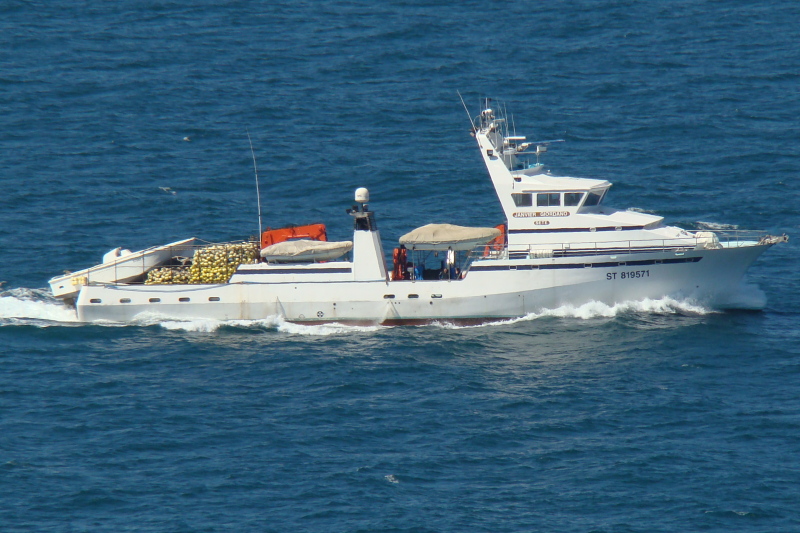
1 1 799 531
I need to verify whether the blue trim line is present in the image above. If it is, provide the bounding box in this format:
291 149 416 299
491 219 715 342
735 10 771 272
236 267 353 275
470 256 701 272
509 225 646 234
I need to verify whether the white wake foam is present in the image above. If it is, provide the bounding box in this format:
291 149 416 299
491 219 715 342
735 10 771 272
696 221 739 230
712 282 767 310
157 318 230 332
275 317 383 336
434 296 713 329
154 314 383 336
535 296 711 318
0 288 79 325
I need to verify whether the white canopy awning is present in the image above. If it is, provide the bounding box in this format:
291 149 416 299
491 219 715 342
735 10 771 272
399 224 501 251
260 240 352 262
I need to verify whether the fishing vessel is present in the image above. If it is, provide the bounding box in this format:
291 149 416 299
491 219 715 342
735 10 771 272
49 101 787 324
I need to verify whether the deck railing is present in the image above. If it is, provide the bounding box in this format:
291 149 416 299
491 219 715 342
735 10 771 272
469 229 770 262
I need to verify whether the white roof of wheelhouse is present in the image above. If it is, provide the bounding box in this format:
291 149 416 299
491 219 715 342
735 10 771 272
511 173 610 191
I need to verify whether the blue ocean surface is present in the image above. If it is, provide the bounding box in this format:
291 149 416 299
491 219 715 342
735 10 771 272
2 1 799 531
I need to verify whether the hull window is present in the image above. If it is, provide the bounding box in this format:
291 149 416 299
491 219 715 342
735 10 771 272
537 193 561 207
583 191 605 207
564 192 584 206
512 193 532 207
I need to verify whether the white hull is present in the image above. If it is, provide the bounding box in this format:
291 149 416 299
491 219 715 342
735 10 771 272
74 244 769 324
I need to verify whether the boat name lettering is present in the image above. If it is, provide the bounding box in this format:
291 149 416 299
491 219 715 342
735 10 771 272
512 211 570 218
607 270 650 280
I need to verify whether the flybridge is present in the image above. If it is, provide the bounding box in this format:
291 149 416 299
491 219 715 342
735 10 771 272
471 101 654 235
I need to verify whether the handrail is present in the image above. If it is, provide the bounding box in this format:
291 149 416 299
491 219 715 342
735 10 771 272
468 229 772 262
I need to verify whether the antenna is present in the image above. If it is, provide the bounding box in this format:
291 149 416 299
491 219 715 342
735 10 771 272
457 90 475 132
246 128 263 238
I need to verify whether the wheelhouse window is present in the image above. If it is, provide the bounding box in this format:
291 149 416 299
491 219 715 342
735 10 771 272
564 192 584 206
537 193 561 207
583 190 605 207
511 193 532 207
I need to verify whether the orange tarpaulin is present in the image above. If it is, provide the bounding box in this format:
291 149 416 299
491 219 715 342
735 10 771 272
261 223 328 249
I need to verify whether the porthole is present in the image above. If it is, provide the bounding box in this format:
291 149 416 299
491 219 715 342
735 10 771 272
149 298 161 303
89 298 102 304
119 298 132 303
383 294 395 299
208 297 220 302
431 294 442 299
179 297 190 302
408 294 419 299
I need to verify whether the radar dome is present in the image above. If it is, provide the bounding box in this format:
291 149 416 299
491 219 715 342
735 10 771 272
355 187 369 203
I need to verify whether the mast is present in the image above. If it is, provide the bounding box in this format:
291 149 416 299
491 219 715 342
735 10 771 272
246 129 263 238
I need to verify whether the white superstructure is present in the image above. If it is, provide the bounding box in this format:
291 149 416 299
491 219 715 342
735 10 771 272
49 101 787 324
